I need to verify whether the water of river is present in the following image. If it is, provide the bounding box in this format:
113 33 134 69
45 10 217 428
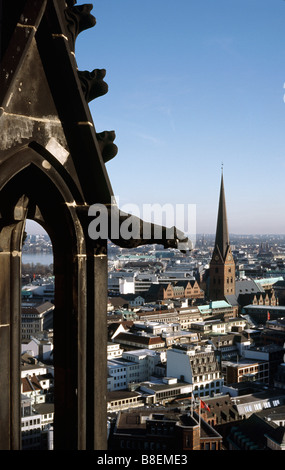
22 253 54 266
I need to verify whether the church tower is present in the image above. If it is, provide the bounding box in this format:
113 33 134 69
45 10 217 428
209 172 235 300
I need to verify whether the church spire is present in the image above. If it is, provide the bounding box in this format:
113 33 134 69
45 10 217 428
209 169 235 301
214 169 229 261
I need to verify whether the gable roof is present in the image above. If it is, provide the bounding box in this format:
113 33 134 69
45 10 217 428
21 375 43 393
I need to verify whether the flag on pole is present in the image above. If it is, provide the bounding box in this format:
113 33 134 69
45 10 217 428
200 399 210 412
191 395 195 417
267 311 270 321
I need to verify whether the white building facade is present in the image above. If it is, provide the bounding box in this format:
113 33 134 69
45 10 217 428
107 349 165 391
167 343 223 398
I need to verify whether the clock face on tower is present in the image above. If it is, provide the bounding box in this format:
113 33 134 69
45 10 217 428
228 255 232 260
215 255 219 261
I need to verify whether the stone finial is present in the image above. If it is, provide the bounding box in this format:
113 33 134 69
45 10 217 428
65 4 96 50
96 131 118 163
78 69 108 102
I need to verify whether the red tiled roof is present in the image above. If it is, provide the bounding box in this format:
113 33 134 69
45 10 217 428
21 375 43 393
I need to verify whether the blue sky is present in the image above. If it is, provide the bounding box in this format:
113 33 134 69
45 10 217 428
28 0 285 235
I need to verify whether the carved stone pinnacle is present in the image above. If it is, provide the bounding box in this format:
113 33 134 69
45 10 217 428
96 131 118 163
65 4 96 51
78 69 108 102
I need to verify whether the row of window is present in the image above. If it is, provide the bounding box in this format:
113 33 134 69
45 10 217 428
238 366 268 375
214 267 232 273
156 389 181 399
194 381 222 391
22 418 40 427
200 442 218 450
212 277 233 285
193 374 220 382
192 356 215 365
112 382 126 388
22 428 41 435
243 399 280 413
119 439 168 451
109 398 138 407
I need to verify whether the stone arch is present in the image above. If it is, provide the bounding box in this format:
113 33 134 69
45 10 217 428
0 142 102 450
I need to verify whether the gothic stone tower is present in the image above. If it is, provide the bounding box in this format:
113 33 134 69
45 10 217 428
209 173 235 301
0 0 188 450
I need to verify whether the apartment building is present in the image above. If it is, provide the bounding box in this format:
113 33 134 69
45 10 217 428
223 358 269 386
21 395 54 450
136 306 202 329
108 271 158 294
21 301 54 341
190 317 247 336
167 343 223 398
145 280 204 303
107 342 124 360
243 343 285 386
109 408 223 451
113 331 165 350
21 364 54 405
21 335 53 363
107 349 164 391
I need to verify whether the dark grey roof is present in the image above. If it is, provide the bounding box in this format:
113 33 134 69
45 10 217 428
147 283 170 292
107 391 141 401
120 293 145 300
33 403 54 414
235 279 264 294
225 294 239 306
273 280 285 288
228 413 274 449
266 426 285 446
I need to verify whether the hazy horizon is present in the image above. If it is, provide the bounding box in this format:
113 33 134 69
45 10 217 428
25 219 285 238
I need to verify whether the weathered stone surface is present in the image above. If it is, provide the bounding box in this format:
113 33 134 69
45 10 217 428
78 69 108 102
0 0 189 451
96 131 118 163
64 3 96 51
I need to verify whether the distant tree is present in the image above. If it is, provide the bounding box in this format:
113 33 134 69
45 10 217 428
22 262 53 276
